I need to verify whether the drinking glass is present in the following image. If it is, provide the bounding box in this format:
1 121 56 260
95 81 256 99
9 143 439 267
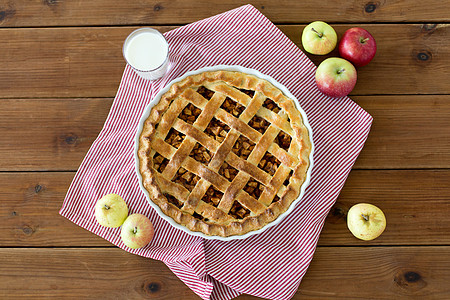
122 27 169 81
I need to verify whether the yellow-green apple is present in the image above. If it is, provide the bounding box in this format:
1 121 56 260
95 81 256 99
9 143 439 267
302 21 337 55
339 27 377 67
120 214 154 249
347 203 386 241
315 57 357 98
94 194 128 228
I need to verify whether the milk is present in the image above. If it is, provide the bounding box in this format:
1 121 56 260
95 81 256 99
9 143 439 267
123 28 169 80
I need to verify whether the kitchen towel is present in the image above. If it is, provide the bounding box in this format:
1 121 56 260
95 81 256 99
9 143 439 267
60 5 372 300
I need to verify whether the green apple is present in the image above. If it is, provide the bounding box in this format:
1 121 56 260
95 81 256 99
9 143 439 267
302 21 337 55
347 203 386 241
120 214 154 249
315 57 357 98
94 194 128 228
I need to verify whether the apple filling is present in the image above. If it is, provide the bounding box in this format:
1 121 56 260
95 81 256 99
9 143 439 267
284 170 293 186
243 177 281 205
218 162 239 182
248 115 270 134
165 128 185 149
238 88 255 98
275 130 292 150
230 200 251 219
258 152 280 176
263 98 281 113
205 117 230 143
196 86 214 100
193 212 206 221
179 103 202 125
189 142 212 164
173 167 200 192
232 135 256 160
201 186 223 208
244 178 264 200
153 153 169 173
165 193 183 209
221 97 245 118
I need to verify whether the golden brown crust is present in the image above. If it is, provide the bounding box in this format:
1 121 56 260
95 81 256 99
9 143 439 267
138 70 312 237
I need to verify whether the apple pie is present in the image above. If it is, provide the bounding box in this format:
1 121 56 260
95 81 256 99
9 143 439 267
137 70 312 237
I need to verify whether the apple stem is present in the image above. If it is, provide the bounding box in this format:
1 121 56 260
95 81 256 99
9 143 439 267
362 214 370 221
337 68 345 74
133 227 138 234
360 37 370 44
103 204 110 210
311 28 323 38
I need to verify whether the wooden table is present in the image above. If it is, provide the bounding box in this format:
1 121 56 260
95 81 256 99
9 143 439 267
1 1 449 299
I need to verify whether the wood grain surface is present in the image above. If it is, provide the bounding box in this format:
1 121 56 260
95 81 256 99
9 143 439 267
0 1 449 26
1 247 449 299
1 170 448 247
1 1 449 299
0 24 448 98
0 96 447 171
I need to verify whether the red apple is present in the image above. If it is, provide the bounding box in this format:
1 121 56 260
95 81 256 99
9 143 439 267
315 57 357 98
339 27 377 67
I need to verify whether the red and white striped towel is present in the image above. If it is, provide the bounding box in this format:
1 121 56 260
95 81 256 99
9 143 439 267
60 5 372 300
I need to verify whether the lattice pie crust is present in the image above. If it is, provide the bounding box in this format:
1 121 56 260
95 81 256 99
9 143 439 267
138 70 311 237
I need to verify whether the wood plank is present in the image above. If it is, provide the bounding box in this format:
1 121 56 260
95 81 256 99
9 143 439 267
353 95 450 169
319 169 450 246
0 98 112 171
0 24 449 98
1 247 449 299
295 246 450 299
0 248 198 299
1 170 449 247
0 172 110 247
0 1 449 27
0 95 448 171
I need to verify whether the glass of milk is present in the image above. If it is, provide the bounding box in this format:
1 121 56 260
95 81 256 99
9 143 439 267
122 28 169 81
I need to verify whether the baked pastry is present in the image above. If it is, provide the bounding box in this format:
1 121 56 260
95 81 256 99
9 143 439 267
138 70 312 237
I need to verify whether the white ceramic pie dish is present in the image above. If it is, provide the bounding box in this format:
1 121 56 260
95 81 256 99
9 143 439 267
134 65 314 241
